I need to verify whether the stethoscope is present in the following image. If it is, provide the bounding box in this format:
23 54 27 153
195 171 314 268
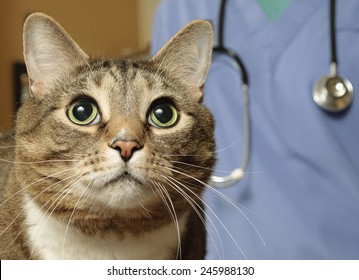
313 0 353 112
209 0 353 188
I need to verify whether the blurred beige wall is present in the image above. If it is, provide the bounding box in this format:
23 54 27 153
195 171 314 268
137 0 160 50
0 0 160 129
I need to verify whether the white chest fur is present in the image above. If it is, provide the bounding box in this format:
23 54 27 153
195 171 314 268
24 198 186 259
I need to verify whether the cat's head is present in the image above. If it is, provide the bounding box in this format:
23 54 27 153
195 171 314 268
16 13 215 225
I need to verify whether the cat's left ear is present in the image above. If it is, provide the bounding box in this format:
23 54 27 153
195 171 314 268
23 13 89 98
151 20 214 102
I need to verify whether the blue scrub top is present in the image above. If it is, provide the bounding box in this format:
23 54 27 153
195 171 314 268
151 0 359 259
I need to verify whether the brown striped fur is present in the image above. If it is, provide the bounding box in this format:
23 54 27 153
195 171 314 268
0 13 215 259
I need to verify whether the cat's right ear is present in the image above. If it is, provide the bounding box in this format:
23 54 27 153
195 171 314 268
151 20 214 102
23 13 89 98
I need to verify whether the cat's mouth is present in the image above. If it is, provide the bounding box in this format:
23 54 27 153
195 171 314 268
106 170 144 186
122 171 132 180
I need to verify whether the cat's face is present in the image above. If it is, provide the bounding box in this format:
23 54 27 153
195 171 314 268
15 14 215 222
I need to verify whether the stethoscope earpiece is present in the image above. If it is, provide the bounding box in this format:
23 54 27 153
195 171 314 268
313 74 353 112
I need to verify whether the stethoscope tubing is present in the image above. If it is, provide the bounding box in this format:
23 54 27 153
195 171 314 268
209 0 250 188
209 0 353 188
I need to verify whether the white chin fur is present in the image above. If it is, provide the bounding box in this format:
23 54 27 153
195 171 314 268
83 177 156 211
24 196 187 259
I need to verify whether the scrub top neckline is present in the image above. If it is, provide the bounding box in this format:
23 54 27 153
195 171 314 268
224 0 323 65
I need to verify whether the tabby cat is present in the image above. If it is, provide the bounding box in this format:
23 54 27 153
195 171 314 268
0 13 215 259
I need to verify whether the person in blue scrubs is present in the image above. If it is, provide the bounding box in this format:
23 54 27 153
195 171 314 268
151 0 359 259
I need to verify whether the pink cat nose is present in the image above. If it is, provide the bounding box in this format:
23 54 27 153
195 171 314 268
111 140 143 161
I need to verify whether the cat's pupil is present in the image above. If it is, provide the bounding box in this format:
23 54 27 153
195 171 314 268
73 101 93 121
148 102 178 128
154 105 173 123
68 99 99 126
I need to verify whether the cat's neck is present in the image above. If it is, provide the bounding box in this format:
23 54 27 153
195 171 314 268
24 196 188 259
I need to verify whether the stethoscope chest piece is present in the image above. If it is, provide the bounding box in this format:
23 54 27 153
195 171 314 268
313 74 353 112
312 0 354 113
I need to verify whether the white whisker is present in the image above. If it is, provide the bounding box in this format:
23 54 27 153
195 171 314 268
0 167 79 207
0 158 77 164
62 179 92 258
163 166 266 258
3 172 81 257
151 180 182 260
158 173 226 259
166 166 266 247
28 173 84 259
169 160 231 174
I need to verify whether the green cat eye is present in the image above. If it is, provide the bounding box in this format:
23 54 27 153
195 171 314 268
68 99 99 126
148 102 179 128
